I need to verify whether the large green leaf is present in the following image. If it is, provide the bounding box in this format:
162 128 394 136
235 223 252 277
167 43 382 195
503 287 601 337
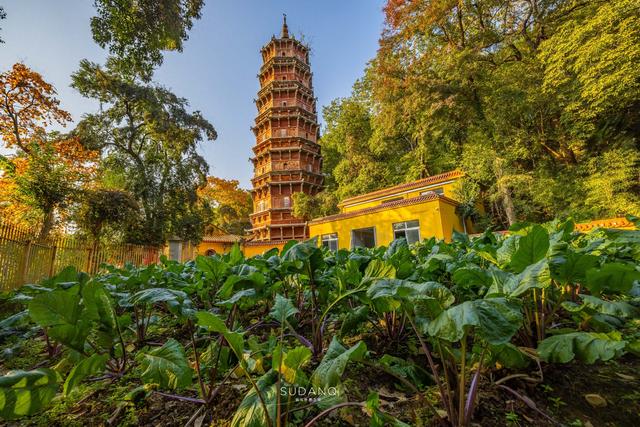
137 339 192 390
509 225 550 272
0 369 60 419
272 345 312 384
508 260 551 297
196 311 229 333
269 294 298 323
230 371 278 427
363 259 396 282
282 237 324 272
195 255 229 283
585 263 640 294
217 289 257 307
367 279 453 316
550 251 598 285
537 332 627 363
452 264 493 289
311 338 367 388
563 294 638 318
29 289 82 327
28 289 89 352
427 298 522 345
63 353 108 396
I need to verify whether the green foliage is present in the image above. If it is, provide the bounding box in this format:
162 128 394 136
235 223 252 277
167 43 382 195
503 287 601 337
318 0 640 226
427 298 522 345
71 60 216 244
0 369 60 419
63 354 108 396
311 337 367 388
90 0 204 80
4 220 639 425
537 332 627 364
136 339 192 390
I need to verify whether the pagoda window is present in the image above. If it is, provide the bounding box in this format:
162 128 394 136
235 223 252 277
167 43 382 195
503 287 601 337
282 101 287 107
282 76 287 80
283 196 291 208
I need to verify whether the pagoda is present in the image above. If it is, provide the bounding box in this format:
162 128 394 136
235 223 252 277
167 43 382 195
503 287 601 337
249 15 323 241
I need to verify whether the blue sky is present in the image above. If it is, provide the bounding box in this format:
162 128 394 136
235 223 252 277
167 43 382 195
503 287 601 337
0 0 385 188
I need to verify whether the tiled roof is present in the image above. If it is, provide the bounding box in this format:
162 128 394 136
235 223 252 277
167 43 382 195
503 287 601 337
202 234 243 243
574 217 634 232
310 193 459 225
339 170 464 207
243 239 289 246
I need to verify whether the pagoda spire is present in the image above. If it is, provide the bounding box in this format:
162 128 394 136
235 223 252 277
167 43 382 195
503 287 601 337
281 13 289 38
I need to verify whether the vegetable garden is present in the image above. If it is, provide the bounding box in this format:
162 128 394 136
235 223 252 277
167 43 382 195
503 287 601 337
1 219 639 426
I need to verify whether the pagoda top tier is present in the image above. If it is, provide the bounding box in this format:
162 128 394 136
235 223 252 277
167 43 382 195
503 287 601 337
260 15 310 59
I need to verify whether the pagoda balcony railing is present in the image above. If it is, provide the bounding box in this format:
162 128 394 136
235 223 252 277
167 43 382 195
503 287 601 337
258 130 316 142
254 161 302 175
259 101 315 114
258 81 313 98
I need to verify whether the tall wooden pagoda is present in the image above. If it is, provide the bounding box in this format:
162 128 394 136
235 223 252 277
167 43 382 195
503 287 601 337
249 15 323 241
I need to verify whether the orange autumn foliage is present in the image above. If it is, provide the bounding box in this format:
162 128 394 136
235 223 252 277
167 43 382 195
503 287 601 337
0 63 72 153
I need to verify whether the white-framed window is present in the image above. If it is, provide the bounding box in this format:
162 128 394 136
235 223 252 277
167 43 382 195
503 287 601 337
279 129 287 137
351 227 376 249
321 233 338 252
283 196 291 208
257 200 266 212
392 220 420 244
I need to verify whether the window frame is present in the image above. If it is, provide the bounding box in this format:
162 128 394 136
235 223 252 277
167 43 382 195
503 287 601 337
392 220 421 244
321 233 338 252
350 226 377 249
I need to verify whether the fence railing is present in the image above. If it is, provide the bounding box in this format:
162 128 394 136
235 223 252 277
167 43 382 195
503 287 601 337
0 221 162 291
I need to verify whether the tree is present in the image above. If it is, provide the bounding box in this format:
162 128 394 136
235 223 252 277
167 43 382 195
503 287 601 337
75 188 140 241
315 0 640 227
90 0 205 80
291 191 339 221
198 176 252 235
0 64 95 238
0 6 6 43
0 63 71 154
71 60 216 245
0 135 96 238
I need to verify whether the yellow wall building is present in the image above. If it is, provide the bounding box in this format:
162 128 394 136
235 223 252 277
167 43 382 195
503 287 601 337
309 170 474 250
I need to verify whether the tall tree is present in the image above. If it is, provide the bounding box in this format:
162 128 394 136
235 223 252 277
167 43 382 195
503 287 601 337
71 60 216 244
90 0 205 80
198 176 251 235
0 64 94 238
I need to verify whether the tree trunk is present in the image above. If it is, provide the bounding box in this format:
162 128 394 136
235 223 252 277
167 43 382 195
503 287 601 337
38 209 55 242
500 184 517 226
493 158 517 226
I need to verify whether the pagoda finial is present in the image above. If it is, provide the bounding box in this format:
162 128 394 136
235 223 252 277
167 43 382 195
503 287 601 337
281 13 289 38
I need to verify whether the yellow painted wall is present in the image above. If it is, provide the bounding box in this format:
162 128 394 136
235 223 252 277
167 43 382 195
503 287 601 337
243 242 286 257
340 180 462 213
309 198 465 249
195 241 286 257
196 241 237 256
